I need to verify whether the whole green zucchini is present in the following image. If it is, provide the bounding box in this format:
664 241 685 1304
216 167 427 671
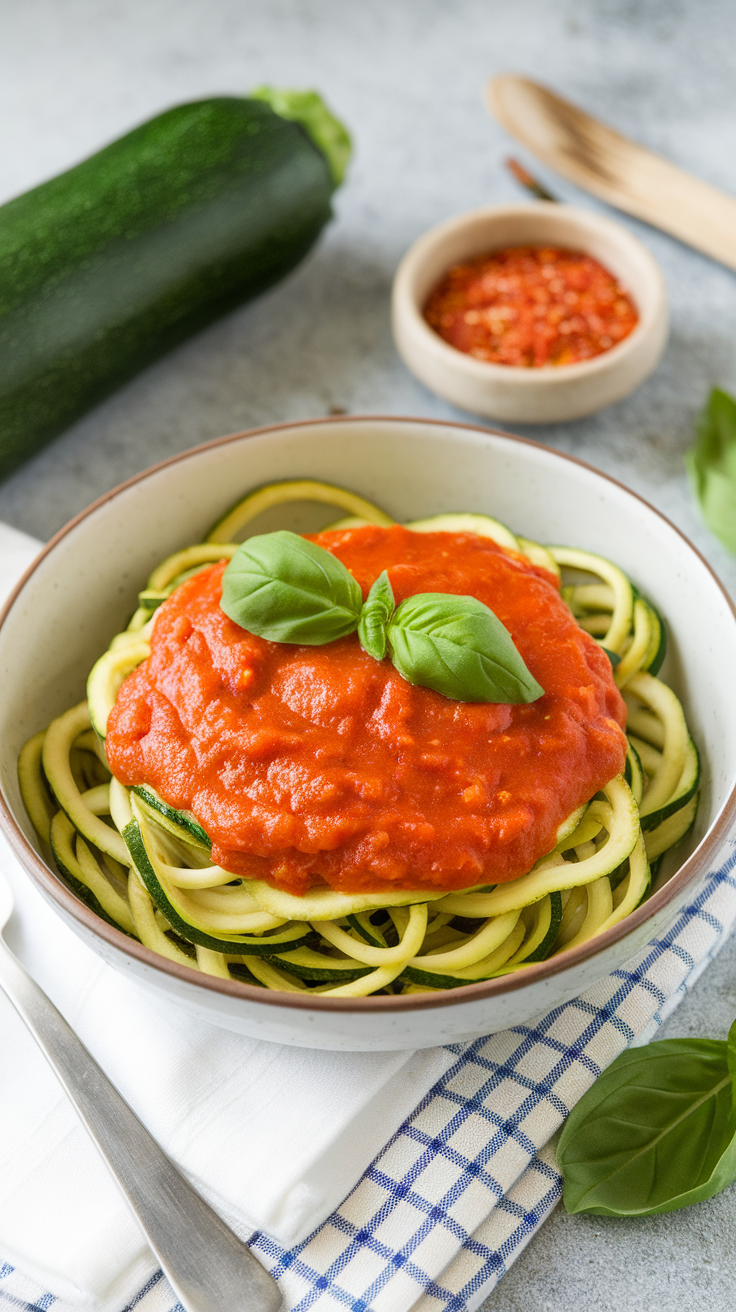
0 88 350 477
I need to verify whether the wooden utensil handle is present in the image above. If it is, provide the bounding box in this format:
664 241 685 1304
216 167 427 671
488 75 736 272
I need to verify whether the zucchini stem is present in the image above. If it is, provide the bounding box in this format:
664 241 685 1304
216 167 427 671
251 86 351 186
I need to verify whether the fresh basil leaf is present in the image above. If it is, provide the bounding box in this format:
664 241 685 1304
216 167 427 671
358 570 395 660
558 1030 736 1216
727 1016 736 1106
220 530 362 644
686 387 736 553
387 592 544 704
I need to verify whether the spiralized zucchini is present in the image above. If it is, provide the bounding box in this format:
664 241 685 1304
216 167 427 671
19 480 700 996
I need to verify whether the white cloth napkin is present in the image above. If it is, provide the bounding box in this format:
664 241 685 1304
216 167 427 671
0 524 454 1307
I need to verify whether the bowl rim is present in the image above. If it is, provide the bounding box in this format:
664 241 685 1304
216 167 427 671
391 201 668 385
0 412 732 1015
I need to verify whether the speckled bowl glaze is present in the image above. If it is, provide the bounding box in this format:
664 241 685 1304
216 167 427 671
391 203 668 422
0 416 733 1051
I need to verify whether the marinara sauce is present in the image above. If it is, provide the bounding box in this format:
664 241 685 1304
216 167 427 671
424 245 638 367
106 527 627 896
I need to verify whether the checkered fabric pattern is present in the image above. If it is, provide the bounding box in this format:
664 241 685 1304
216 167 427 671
2 845 735 1312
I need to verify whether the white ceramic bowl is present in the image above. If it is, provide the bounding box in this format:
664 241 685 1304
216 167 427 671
0 416 733 1051
392 203 668 422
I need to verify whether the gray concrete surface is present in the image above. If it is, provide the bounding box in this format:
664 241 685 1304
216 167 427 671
2 1 736 1306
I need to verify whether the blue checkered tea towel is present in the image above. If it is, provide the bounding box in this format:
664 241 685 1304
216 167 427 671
2 845 735 1312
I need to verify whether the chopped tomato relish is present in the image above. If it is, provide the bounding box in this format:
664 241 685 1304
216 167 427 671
424 245 638 367
106 527 627 896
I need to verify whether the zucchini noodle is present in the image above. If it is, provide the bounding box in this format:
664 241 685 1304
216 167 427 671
19 481 700 996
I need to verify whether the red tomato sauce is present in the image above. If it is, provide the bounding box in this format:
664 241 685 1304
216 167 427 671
106 527 627 896
424 245 638 367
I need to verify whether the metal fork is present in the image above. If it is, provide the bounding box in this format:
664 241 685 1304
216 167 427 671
0 866 283 1312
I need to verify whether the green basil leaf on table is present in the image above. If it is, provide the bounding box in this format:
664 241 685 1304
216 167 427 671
387 592 544 704
558 1018 736 1216
728 1012 736 1094
221 530 362 643
686 387 736 553
357 570 395 660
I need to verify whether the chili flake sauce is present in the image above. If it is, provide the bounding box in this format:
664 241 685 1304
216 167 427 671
106 527 627 897
424 245 638 367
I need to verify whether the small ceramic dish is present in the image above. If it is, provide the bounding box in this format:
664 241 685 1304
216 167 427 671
0 416 733 1051
391 202 668 423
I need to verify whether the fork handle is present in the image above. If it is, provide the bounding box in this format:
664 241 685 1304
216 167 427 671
0 935 282 1312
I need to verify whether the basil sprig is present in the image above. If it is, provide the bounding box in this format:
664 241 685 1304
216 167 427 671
686 387 736 553
558 1018 736 1216
221 530 543 704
